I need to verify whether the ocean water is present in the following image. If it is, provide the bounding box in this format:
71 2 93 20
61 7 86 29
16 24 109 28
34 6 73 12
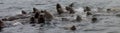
1 0 120 33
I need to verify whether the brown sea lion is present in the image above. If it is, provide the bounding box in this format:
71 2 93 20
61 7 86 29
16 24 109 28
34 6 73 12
38 15 45 24
84 6 91 12
69 3 74 7
33 8 39 13
106 8 111 12
3 17 19 21
34 12 40 18
76 15 82 22
56 3 64 14
65 6 75 14
86 11 92 16
91 17 97 23
30 17 36 24
70 25 76 31
43 10 53 21
21 10 27 14
0 20 4 32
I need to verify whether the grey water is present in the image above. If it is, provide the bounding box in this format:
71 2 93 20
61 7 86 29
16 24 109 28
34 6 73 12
1 0 120 33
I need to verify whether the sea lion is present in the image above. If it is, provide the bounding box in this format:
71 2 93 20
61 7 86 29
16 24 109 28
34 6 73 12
76 15 82 22
34 12 40 18
65 6 75 14
38 15 45 24
43 10 53 21
21 10 27 14
56 3 64 14
69 2 74 7
84 6 91 12
30 17 36 24
0 20 4 32
91 17 97 23
33 8 39 13
86 11 92 16
5 17 19 21
70 25 76 31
